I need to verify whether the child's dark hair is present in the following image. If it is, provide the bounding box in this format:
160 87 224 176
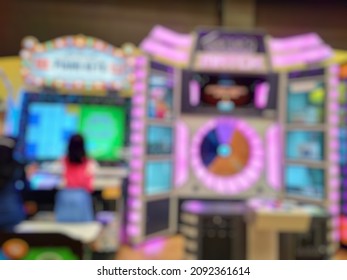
67 134 86 164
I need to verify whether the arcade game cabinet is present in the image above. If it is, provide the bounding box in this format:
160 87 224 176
0 35 145 259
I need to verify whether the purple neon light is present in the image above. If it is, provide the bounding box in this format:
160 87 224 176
129 186 141 196
142 237 166 255
130 159 142 169
129 173 142 183
130 146 143 157
127 224 140 237
183 200 205 213
135 56 147 67
269 33 322 52
175 121 189 187
189 80 200 106
216 120 234 145
131 107 145 118
130 133 144 144
140 38 189 63
255 82 270 109
128 199 141 210
135 70 147 80
191 118 264 195
131 120 144 131
134 82 146 92
128 212 141 223
149 25 193 48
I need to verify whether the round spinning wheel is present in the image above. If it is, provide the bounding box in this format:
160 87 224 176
191 118 264 195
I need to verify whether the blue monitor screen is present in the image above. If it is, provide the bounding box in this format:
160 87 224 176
286 131 324 161
285 165 325 201
17 93 127 162
145 161 172 195
147 125 173 155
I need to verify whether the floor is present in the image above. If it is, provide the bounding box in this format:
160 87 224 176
115 235 347 260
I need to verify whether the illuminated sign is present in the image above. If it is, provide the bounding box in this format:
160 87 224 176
20 35 139 92
194 53 267 72
192 29 270 72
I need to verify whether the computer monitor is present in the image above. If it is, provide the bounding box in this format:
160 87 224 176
17 92 128 164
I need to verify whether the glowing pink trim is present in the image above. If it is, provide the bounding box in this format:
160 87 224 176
269 33 322 52
130 159 142 169
189 80 200 106
149 25 193 48
134 83 146 92
272 45 332 67
140 38 189 62
127 225 140 237
131 107 145 118
128 213 141 223
142 237 166 255
130 146 143 157
135 56 147 67
129 186 141 196
255 82 270 109
175 121 189 187
266 124 282 190
128 199 141 210
191 118 264 195
131 120 144 131
130 173 142 183
130 133 144 143
329 192 339 202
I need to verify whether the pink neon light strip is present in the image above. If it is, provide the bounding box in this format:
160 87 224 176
269 33 322 52
140 38 189 63
189 80 200 106
149 25 193 48
255 82 270 109
175 121 189 187
272 45 332 67
266 124 282 190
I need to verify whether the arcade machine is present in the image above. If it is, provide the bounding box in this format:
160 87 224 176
135 26 341 260
124 26 189 245
175 28 280 260
0 35 146 260
250 34 340 260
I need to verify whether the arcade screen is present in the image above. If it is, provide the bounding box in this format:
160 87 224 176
285 165 325 201
145 161 172 195
18 93 126 162
286 131 324 161
287 79 325 124
147 63 174 120
146 125 173 155
183 71 271 113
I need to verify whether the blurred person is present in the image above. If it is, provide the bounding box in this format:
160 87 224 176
0 136 28 232
55 134 96 222
62 134 97 193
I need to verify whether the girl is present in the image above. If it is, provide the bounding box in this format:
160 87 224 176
62 134 96 193
55 134 96 222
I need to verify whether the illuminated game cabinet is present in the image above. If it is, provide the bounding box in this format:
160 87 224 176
175 29 280 200
126 60 179 244
17 35 143 190
132 26 342 260
3 35 146 259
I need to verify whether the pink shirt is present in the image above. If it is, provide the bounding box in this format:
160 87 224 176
62 157 94 193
